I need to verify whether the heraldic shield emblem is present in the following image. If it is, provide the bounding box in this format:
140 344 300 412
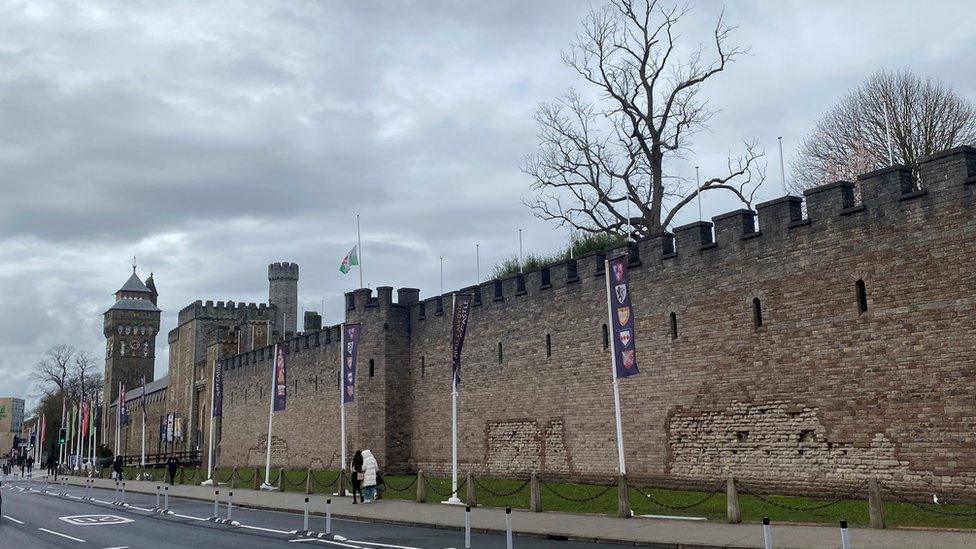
613 261 625 282
618 329 632 347
617 306 630 326
614 283 627 304
621 350 636 370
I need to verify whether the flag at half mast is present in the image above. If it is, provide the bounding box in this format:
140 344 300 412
339 245 359 274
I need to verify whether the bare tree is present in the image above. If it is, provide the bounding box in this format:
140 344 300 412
31 344 76 397
790 69 976 192
524 0 764 239
66 351 103 405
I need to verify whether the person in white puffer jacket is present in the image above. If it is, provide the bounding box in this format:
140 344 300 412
361 449 379 503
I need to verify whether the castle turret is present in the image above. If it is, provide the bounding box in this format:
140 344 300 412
268 262 299 337
103 263 160 414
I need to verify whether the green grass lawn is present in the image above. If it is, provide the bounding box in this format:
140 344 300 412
106 467 976 529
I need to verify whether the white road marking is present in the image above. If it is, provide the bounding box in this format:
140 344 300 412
103 546 130 548
2 514 25 524
346 541 421 549
170 513 208 521
38 527 87 542
239 524 292 534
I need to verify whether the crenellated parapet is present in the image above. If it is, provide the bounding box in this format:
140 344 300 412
177 299 275 326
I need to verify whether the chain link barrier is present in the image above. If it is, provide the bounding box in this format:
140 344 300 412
423 475 467 497
630 483 724 510
268 470 281 486
383 475 418 492
473 476 530 498
880 481 976 518
236 468 256 484
283 471 309 489
541 480 615 503
738 480 867 512
311 470 341 489
216 469 234 483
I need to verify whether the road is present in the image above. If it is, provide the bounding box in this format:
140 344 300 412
0 477 635 548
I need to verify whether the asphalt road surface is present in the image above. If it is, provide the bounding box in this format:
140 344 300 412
0 477 635 548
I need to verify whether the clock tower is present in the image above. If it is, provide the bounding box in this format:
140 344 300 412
103 261 161 413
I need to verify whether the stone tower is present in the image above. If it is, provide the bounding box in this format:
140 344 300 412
103 265 161 409
268 262 299 337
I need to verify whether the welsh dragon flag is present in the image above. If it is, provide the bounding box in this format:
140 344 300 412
339 245 359 274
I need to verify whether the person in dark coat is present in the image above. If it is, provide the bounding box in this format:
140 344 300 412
17 454 25 477
113 456 124 480
350 450 364 504
46 453 56 478
26 456 34 475
167 456 179 485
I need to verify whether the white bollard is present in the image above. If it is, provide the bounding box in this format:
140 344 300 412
762 517 773 549
121 482 126 504
326 498 332 535
303 497 309 532
227 491 233 522
214 490 220 518
465 505 471 549
114 481 119 502
840 519 851 549
164 486 170 512
505 507 513 549
156 485 161 509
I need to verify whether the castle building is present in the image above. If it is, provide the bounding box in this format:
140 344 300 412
106 147 976 496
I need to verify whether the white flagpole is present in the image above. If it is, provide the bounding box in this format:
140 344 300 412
91 425 96 465
356 214 364 289
115 383 121 458
778 136 787 194
339 324 347 472
604 259 627 476
78 408 84 470
883 101 894 165
447 293 462 504
261 343 279 490
202 359 217 486
141 403 146 468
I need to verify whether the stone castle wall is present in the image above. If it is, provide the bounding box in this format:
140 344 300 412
216 147 976 495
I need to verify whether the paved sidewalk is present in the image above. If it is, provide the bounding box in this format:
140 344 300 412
54 475 976 548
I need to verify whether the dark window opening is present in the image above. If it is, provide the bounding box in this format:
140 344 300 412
545 333 552 358
497 342 503 364
856 279 868 313
669 312 678 340
752 298 763 328
369 359 375 378
602 324 609 349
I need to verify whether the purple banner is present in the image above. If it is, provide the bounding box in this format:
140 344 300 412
213 360 223 418
608 256 639 378
159 415 165 441
451 293 474 386
273 345 287 411
342 324 361 404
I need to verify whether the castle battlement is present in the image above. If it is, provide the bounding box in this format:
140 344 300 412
177 299 275 325
268 261 300 280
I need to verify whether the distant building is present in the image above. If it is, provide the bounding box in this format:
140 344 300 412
0 397 25 452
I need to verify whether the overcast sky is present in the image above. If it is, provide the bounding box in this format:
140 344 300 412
1 1 974 405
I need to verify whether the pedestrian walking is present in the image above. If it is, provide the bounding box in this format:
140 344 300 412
18 454 25 477
350 450 364 504
167 456 178 485
26 455 34 475
113 455 124 481
361 449 378 503
47 452 56 478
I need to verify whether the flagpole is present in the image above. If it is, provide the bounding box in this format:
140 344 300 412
604 259 627 476
447 293 461 505
141 402 146 468
115 383 120 458
202 359 217 486
261 343 278 490
339 324 346 473
356 214 364 289
78 404 84 471
59 396 65 468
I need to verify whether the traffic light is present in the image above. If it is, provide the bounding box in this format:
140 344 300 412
58 428 67 445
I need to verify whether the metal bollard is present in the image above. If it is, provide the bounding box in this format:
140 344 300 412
114 481 119 502
164 486 170 512
121 482 126 504
762 517 772 549
465 505 471 549
156 486 161 509
840 519 851 549
505 507 513 549
214 490 220 518
326 498 332 535
303 497 309 532
227 491 234 522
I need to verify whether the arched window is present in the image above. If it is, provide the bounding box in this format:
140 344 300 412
369 359 375 378
546 334 552 358
753 298 763 328
497 342 503 364
856 279 868 313
669 312 678 340
602 324 609 349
